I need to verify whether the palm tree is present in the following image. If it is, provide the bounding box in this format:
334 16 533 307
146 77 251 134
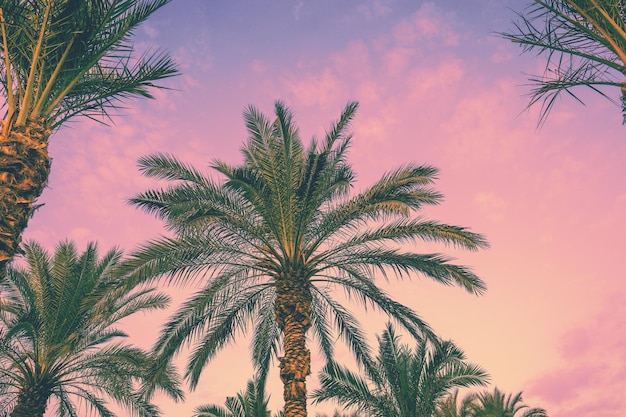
194 377 284 417
312 323 489 417
0 0 178 276
471 388 547 417
0 240 183 417
124 101 489 417
500 1 626 125
436 389 478 417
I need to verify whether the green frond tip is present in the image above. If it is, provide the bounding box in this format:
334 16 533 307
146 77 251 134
500 0 626 126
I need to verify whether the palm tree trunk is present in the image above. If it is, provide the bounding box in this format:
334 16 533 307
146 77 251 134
0 118 51 277
275 271 312 417
10 383 51 417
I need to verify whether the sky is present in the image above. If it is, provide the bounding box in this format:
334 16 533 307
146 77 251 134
17 1 626 416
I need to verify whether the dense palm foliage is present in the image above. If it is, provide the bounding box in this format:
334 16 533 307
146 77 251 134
501 1 626 125
470 388 547 417
0 240 182 417
125 101 489 417
435 389 477 417
194 377 283 417
312 323 489 417
0 0 178 276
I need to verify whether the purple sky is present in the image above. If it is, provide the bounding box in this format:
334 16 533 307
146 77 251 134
18 1 626 416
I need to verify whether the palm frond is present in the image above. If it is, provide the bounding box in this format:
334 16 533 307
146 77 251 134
500 0 626 124
0 239 179 416
320 248 486 295
315 324 489 417
311 288 375 374
312 361 380 412
0 0 178 128
186 283 272 388
137 153 211 184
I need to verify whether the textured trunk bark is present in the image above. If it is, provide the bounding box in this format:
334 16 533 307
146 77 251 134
275 270 312 417
10 383 51 417
0 118 51 277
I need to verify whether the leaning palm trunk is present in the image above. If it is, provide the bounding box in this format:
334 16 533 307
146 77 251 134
275 270 312 417
11 382 52 417
0 118 51 275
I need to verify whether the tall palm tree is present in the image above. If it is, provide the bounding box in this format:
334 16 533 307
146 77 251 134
0 240 183 417
500 1 626 125
471 388 547 417
124 101 489 417
194 377 284 417
312 323 489 417
0 0 178 276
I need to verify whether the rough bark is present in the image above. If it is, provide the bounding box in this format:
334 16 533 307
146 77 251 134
275 270 312 417
10 383 52 417
0 118 51 277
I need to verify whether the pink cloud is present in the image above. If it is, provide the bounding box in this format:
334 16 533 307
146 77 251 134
284 68 343 106
354 1 392 21
490 45 515 64
382 46 416 76
330 40 372 77
526 289 626 417
393 3 459 47
250 59 267 74
356 80 383 103
473 192 508 223
406 58 465 95
141 23 159 39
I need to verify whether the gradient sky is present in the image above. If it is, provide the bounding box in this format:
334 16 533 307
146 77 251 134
18 1 626 416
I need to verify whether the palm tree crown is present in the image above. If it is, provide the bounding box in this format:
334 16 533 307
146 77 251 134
194 377 284 417
501 0 626 125
0 240 182 417
435 389 478 417
126 101 489 417
312 323 489 417
0 0 178 276
470 388 548 417
0 0 177 129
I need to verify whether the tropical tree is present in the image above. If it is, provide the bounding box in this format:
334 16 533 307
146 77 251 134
0 0 178 277
312 323 489 417
194 376 284 417
435 389 478 417
124 101 489 417
501 1 626 125
470 388 547 417
0 240 183 417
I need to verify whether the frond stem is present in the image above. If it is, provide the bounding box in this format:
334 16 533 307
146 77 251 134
16 0 52 126
32 38 75 118
0 7 15 131
570 0 626 65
